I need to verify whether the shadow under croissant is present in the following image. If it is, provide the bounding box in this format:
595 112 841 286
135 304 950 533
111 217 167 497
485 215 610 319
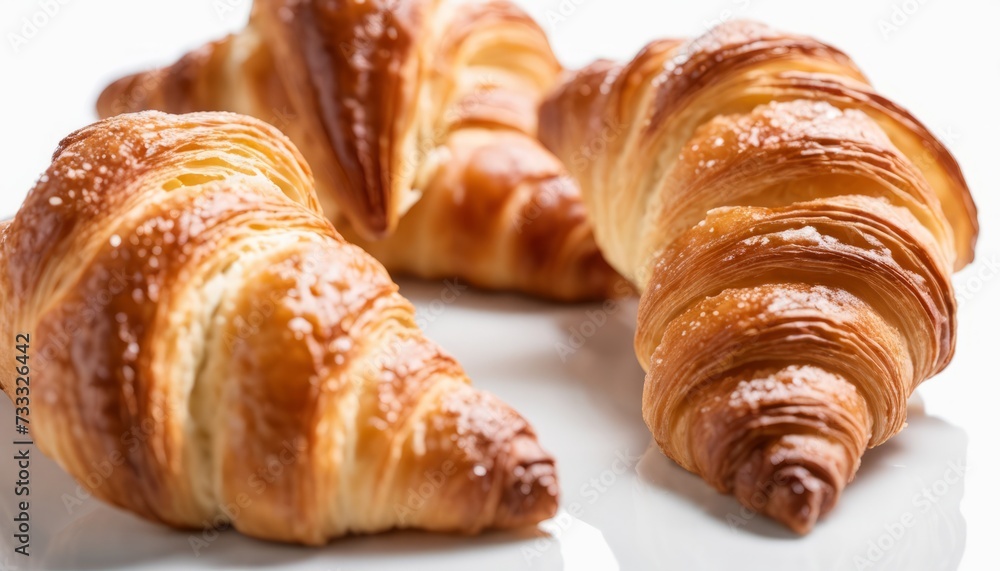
0 396 564 570
0 281 966 570
38 510 561 570
633 394 967 569
0 282 586 570
397 277 645 439
401 279 968 568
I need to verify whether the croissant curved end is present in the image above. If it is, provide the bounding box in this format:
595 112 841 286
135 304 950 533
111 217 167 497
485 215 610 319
540 18 973 535
731 439 844 535
1 110 561 543
96 73 139 118
494 433 560 529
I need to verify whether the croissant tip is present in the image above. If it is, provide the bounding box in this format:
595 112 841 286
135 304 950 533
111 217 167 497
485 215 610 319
747 464 836 535
493 434 559 529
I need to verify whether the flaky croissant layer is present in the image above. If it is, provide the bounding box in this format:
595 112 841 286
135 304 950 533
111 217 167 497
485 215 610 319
0 111 557 545
540 20 975 533
97 0 623 302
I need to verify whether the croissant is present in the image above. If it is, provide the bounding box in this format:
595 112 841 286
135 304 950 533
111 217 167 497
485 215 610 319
0 111 558 545
96 0 622 302
539 21 978 533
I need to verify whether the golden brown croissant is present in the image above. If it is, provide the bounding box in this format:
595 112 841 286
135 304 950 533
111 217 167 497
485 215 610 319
0 111 558 545
96 0 622 302
539 21 978 533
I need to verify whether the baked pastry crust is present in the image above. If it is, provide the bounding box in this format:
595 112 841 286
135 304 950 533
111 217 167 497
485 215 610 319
540 20 976 533
0 111 558 545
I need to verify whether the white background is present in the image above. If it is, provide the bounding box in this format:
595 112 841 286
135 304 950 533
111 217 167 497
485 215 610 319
0 1 997 570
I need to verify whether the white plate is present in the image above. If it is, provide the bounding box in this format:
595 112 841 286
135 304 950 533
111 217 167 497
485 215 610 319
0 281 970 570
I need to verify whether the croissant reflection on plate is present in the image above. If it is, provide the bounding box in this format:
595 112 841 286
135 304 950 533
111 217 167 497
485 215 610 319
97 0 624 302
0 111 558 545
540 21 978 534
